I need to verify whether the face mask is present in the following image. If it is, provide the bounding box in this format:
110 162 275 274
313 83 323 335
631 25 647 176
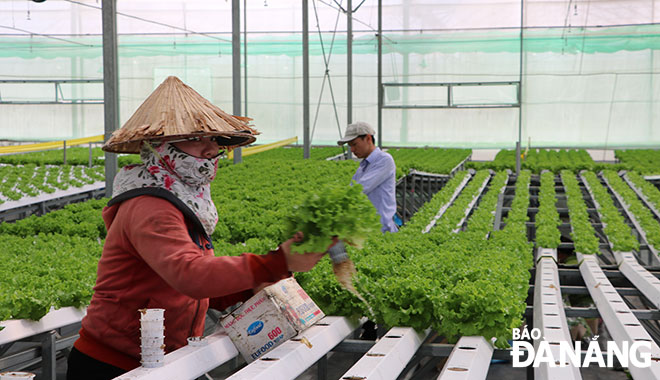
144 142 219 186
112 141 220 237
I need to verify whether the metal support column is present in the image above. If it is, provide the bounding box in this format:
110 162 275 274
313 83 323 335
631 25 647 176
303 0 310 159
402 175 407 223
232 0 242 164
515 141 521 177
411 175 416 212
102 0 119 197
88 142 93 168
377 0 382 148
243 0 248 118
516 0 524 177
347 0 352 129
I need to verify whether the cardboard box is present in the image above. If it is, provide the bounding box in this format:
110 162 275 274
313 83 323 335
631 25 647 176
220 277 325 363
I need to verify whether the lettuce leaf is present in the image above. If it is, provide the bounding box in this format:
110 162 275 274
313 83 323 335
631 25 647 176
286 182 381 253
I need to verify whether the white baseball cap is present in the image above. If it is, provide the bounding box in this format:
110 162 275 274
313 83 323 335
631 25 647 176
337 121 376 145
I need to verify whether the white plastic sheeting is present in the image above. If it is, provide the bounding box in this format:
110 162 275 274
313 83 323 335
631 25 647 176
1 0 660 147
3 1 660 35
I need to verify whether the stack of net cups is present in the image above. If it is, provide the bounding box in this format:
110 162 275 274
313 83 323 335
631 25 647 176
140 308 165 368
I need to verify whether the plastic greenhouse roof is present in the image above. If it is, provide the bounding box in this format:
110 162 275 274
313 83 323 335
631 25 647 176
1 0 660 36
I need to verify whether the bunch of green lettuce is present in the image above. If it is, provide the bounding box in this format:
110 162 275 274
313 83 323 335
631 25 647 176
285 182 381 253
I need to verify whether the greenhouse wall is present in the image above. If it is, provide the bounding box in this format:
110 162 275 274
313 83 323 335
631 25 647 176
0 0 659 148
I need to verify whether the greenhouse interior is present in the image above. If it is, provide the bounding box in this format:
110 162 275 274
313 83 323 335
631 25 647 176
2 0 660 379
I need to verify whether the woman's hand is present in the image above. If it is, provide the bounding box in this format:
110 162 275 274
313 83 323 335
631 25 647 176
280 232 333 272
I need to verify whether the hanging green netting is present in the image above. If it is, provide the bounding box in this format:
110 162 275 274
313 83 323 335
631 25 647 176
1 24 659 147
3 25 660 59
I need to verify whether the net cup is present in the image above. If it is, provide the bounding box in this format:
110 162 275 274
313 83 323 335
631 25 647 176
140 345 165 356
141 336 164 347
140 318 164 330
0 373 36 380
187 336 207 347
141 359 164 368
139 308 164 320
140 349 165 368
140 327 165 339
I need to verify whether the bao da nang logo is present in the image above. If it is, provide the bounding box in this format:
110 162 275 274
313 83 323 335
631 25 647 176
511 326 652 368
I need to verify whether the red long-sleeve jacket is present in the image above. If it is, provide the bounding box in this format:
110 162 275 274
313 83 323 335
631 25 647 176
74 195 290 370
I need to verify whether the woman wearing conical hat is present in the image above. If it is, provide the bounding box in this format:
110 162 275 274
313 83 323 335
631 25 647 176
66 77 329 379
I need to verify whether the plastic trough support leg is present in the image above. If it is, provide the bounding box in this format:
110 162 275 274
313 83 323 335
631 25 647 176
411 175 416 214
317 353 328 380
0 343 13 356
402 175 407 224
42 330 56 380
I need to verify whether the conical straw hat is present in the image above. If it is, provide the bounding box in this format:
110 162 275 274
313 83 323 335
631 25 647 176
102 76 259 153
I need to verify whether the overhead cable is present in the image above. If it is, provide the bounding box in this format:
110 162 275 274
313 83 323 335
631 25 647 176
63 0 231 43
0 24 93 47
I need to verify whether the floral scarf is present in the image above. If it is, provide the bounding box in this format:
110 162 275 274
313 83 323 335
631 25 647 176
112 142 219 236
